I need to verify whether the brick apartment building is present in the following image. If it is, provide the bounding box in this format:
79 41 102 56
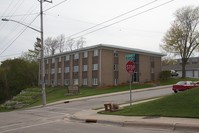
40 44 164 87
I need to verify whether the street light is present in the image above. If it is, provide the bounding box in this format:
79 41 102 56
2 0 52 107
2 18 41 33
2 17 46 106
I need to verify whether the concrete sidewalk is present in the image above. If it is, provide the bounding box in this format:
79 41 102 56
68 109 199 132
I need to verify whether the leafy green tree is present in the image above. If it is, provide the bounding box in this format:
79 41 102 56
160 6 199 78
0 58 38 103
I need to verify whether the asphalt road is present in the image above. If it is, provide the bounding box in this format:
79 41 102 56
0 86 187 133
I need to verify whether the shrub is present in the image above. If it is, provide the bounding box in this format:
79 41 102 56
159 70 171 80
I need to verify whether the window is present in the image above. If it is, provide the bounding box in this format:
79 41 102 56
94 49 98 56
114 51 118 57
93 64 98 70
74 66 79 72
45 69 48 74
192 58 197 64
64 79 70 85
57 79 61 85
46 59 49 64
74 53 79 59
66 55 70 61
114 64 118 71
151 68 154 73
114 79 118 85
51 68 55 74
54 80 57 86
83 79 88 85
59 57 61 62
83 65 88 71
52 58 55 63
45 80 48 85
93 78 98 85
65 67 70 73
51 79 54 85
58 68 61 73
84 51 88 58
73 79 78 85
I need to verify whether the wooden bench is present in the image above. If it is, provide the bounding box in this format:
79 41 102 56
104 103 119 112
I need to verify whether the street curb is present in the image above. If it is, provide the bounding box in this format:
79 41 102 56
23 85 171 111
69 115 199 132
47 85 172 106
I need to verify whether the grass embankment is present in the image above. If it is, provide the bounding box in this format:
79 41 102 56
32 83 153 106
1 77 198 112
101 87 199 118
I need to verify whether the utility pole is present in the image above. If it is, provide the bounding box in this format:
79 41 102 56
40 0 52 106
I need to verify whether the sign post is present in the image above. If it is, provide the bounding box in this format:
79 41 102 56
126 60 135 111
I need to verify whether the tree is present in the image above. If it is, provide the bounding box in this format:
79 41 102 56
56 34 66 53
160 6 199 78
0 58 39 103
21 38 41 61
75 37 86 49
65 37 86 51
45 37 59 55
44 35 86 55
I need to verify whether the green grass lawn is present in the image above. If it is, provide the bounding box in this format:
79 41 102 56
31 83 153 106
1 77 199 112
159 77 199 85
101 87 199 118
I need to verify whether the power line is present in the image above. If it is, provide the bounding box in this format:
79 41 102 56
67 0 158 38
0 2 39 50
0 15 40 56
71 0 175 40
0 13 39 18
43 0 69 12
0 0 70 57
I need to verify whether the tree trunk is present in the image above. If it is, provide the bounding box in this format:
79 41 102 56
181 58 186 78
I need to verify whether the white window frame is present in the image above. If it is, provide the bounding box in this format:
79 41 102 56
84 51 88 58
114 64 118 71
65 67 70 73
93 64 98 70
73 79 79 85
83 65 88 71
58 68 61 73
92 78 98 85
74 53 79 60
51 68 55 74
114 51 118 57
52 58 55 63
59 57 61 62
65 55 70 61
57 79 61 85
94 49 98 56
114 79 118 85
83 78 88 85
74 66 79 72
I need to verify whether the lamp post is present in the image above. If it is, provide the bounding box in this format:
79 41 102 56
2 17 46 106
2 0 52 106
2 18 41 33
2 2 47 106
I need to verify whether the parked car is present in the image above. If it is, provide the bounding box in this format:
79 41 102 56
172 81 198 93
170 70 178 77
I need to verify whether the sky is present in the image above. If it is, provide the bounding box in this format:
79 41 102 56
0 0 199 62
